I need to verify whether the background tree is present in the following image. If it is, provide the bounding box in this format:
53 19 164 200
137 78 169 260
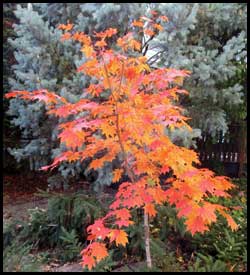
6 4 88 188
147 3 246 137
3 3 21 173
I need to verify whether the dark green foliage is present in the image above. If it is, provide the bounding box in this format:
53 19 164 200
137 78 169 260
3 3 25 173
21 207 54 247
150 238 183 272
188 254 229 272
3 3 17 94
3 240 42 272
191 226 247 272
204 159 225 176
157 203 187 239
231 177 247 194
3 191 107 265
42 191 106 241
58 227 82 262
3 219 26 248
127 221 145 256
213 228 246 264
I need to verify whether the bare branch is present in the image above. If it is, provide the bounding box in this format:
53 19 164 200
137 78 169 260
147 50 166 66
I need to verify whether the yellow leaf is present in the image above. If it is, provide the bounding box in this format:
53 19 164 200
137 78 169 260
89 158 105 170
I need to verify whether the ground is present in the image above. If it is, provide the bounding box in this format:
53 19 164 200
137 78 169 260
3 173 123 272
3 174 47 218
3 174 81 272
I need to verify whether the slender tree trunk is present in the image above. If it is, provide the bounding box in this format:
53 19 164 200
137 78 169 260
144 211 152 269
102 58 153 269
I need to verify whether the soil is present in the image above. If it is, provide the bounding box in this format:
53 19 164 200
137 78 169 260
3 197 48 222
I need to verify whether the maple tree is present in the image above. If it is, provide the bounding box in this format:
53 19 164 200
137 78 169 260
5 12 238 270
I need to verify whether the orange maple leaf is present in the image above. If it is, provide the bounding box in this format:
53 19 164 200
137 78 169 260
95 28 117 39
107 229 128 246
5 90 29 99
86 83 103 96
217 208 238 231
197 203 217 224
185 216 209 235
144 203 157 217
81 45 94 58
90 242 109 262
124 67 137 80
153 23 163 31
132 20 144 28
87 219 110 239
81 255 95 270
115 230 128 246
58 23 73 31
113 208 131 220
105 28 118 37
112 168 123 182
73 32 92 45
95 39 107 48
61 32 71 41
144 29 155 37
115 220 134 228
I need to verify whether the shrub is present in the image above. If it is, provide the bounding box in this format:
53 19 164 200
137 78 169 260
3 240 42 272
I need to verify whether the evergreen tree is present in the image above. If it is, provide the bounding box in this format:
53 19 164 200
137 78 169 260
147 3 247 137
6 4 87 187
3 3 21 172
